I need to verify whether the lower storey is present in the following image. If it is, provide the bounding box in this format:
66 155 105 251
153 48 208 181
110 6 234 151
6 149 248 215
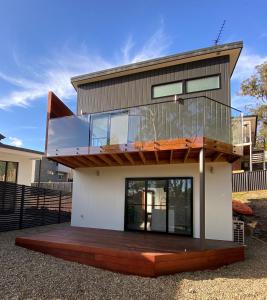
16 226 245 277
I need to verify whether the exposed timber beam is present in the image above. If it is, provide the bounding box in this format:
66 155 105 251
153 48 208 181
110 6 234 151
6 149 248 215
86 155 106 166
124 153 135 165
97 155 113 166
138 152 146 164
212 152 223 162
169 150 173 163
154 151 159 163
184 148 191 163
110 153 123 165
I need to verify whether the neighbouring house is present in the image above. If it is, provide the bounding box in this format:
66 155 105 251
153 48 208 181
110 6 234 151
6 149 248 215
34 157 73 183
45 41 244 243
0 134 43 186
232 115 267 172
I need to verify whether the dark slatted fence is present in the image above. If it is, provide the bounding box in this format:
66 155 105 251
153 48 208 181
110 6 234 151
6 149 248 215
0 181 71 232
232 170 267 192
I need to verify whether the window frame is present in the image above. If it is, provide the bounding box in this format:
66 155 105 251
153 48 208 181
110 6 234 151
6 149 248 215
185 74 221 94
124 176 193 236
151 80 184 100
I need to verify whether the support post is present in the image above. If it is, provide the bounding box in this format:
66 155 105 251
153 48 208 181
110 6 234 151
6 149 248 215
199 148 205 249
19 185 25 229
58 191 62 224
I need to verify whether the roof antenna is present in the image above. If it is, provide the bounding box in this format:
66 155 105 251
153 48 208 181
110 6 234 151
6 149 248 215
214 20 226 45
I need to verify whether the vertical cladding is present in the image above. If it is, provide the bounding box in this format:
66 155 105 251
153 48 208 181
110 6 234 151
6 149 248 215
77 56 230 115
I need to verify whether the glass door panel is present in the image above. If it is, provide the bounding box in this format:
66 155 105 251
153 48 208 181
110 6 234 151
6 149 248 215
110 113 129 145
125 180 146 231
147 179 167 232
168 178 192 235
91 115 109 147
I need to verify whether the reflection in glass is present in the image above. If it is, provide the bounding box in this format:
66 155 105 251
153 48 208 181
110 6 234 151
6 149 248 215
110 113 129 145
91 115 109 147
168 179 192 235
6 162 18 183
0 161 6 182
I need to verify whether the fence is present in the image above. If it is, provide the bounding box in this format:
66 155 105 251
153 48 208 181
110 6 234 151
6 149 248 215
232 170 267 192
31 182 73 193
0 181 71 232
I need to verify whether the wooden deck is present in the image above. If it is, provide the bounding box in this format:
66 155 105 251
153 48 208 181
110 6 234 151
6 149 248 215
49 137 243 169
15 227 245 277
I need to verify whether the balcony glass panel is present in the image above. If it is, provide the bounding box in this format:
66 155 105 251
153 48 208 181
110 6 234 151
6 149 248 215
47 115 90 156
46 96 243 157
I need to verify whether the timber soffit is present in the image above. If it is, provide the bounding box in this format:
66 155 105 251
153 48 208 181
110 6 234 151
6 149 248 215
71 41 243 89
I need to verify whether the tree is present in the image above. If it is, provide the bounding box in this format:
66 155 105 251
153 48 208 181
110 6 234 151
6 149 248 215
240 61 267 146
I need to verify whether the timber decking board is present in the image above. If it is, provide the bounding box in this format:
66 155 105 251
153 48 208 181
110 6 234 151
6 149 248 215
16 227 245 277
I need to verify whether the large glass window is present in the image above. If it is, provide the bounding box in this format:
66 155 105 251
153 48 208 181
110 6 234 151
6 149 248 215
152 82 183 99
186 75 220 93
125 177 193 236
0 161 18 183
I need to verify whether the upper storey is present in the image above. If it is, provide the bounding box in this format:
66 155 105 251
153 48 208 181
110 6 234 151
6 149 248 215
72 41 242 115
45 42 243 168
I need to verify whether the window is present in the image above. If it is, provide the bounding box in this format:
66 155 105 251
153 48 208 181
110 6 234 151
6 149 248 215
186 75 220 93
0 161 18 183
152 82 183 99
91 112 129 147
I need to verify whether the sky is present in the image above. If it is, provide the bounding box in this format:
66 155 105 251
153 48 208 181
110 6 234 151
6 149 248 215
0 0 267 151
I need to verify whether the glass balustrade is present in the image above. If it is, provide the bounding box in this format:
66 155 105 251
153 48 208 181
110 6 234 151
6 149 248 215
46 96 243 157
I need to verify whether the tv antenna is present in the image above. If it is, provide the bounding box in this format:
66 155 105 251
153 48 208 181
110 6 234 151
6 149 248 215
214 20 226 45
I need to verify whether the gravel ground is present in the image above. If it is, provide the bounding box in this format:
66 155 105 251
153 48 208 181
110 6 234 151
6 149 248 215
0 223 267 300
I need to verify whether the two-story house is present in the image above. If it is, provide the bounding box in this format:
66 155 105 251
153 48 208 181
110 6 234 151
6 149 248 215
17 41 245 276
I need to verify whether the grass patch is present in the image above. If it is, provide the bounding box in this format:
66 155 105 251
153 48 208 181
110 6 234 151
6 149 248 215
233 190 267 202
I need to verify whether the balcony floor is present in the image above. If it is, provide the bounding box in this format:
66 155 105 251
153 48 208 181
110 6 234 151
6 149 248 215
15 226 245 277
48 137 243 169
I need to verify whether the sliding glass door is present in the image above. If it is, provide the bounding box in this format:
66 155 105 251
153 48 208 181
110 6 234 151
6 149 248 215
125 177 193 236
90 112 129 147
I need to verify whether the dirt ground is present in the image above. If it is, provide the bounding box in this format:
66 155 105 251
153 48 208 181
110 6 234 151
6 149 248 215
0 223 267 300
233 190 267 242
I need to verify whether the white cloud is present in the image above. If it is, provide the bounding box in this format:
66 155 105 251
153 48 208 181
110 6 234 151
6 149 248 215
0 25 170 109
8 137 23 147
232 51 267 82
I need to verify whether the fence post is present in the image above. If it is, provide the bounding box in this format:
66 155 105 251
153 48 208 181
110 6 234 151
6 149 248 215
58 191 62 224
19 185 25 229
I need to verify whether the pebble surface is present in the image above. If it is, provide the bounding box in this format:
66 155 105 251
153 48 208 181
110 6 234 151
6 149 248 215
0 223 266 300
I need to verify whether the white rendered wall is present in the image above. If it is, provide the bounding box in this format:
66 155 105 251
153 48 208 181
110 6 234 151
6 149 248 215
0 152 36 186
71 163 233 241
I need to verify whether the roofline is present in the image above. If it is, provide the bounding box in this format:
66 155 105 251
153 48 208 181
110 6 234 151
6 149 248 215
0 143 44 155
71 41 243 89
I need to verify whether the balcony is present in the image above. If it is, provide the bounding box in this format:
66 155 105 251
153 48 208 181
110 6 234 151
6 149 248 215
46 94 243 168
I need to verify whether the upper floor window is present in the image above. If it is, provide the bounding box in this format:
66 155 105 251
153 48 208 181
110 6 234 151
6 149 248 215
152 82 183 99
186 75 220 93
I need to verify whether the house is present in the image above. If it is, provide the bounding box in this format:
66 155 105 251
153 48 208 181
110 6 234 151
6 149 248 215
34 157 73 183
44 41 244 243
15 41 246 276
0 134 43 186
233 115 266 171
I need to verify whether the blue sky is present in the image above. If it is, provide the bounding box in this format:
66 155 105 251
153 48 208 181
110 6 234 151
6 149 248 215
0 0 267 151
